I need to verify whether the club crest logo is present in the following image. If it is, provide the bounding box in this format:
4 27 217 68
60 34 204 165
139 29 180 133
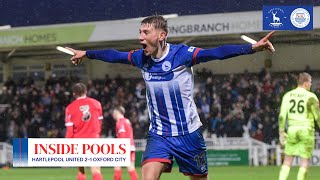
162 61 171 72
266 8 286 28
290 8 310 28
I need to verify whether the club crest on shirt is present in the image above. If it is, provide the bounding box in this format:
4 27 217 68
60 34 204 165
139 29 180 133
162 61 171 72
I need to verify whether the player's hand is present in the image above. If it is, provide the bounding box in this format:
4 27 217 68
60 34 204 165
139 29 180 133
252 31 275 53
279 131 287 146
65 47 86 65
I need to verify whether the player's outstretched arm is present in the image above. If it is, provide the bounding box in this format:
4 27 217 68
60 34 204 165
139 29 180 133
66 47 131 65
278 94 288 145
192 31 275 65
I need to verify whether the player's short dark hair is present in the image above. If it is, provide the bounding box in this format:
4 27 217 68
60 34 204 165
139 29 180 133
141 15 168 34
72 83 87 97
114 106 125 115
297 72 311 85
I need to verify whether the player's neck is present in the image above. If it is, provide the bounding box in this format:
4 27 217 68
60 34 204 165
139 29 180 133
117 115 125 121
152 43 168 59
77 95 87 99
297 85 308 91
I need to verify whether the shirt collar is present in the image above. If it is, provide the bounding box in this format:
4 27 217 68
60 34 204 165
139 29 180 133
151 43 170 62
77 95 87 99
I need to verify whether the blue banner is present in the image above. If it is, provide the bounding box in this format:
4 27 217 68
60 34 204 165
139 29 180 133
263 5 313 30
13 138 29 167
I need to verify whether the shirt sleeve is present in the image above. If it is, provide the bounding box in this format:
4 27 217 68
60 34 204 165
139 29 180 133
278 94 288 132
65 107 74 138
86 49 131 65
97 102 103 135
308 94 320 128
175 45 201 67
127 49 145 68
97 102 103 120
182 44 254 67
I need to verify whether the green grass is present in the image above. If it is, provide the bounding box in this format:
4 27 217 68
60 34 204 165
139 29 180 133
1 166 320 180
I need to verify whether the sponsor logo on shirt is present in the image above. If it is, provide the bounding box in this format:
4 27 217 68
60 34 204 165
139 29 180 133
143 72 174 81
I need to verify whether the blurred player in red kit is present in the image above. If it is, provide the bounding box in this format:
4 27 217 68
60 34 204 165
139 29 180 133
112 106 139 180
65 82 103 180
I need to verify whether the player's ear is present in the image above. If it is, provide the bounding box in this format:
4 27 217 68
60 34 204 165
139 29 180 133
159 31 167 41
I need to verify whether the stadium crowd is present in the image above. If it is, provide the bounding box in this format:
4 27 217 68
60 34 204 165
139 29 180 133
0 68 319 145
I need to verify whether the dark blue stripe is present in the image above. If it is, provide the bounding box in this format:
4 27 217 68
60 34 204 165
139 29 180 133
13 138 20 161
153 85 172 136
13 138 28 166
173 82 189 132
146 85 157 133
168 83 183 135
22 138 28 162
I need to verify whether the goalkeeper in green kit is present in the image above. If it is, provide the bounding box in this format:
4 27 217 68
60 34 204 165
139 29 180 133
278 72 320 180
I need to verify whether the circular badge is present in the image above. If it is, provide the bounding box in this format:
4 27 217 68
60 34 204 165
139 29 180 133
162 61 172 72
290 8 310 28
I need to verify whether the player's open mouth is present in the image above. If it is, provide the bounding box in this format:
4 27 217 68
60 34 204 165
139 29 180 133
142 44 147 50
140 43 147 50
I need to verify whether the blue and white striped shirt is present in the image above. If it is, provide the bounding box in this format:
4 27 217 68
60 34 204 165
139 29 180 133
86 43 254 136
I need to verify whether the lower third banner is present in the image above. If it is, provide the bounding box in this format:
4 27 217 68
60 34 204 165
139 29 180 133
13 138 130 167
